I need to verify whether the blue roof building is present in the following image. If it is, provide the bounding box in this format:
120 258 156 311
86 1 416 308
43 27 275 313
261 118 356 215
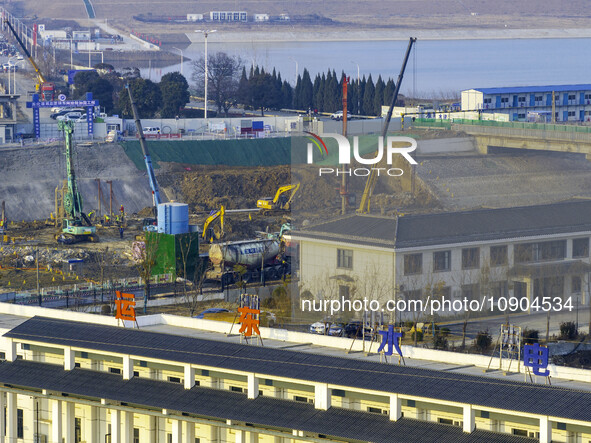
461 84 591 123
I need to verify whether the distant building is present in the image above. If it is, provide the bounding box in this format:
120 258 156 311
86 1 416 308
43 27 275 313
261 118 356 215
461 84 591 123
186 13 204 21
253 13 269 22
72 30 91 41
209 11 247 22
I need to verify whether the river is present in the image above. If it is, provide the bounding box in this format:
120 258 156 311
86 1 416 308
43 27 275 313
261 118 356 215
142 38 591 97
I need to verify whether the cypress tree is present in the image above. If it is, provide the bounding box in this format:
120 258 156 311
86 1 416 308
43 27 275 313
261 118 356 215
374 75 385 116
362 74 375 115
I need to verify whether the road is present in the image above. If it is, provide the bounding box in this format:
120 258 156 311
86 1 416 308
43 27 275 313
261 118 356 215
442 305 590 339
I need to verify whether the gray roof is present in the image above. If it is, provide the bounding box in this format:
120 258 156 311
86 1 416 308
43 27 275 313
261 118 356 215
6 317 591 422
0 359 535 443
294 200 591 249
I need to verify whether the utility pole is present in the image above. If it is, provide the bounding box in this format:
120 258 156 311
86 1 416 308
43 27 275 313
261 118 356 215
36 248 40 306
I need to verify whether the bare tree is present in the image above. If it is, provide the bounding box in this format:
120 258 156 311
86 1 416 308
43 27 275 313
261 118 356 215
192 52 243 116
135 233 160 314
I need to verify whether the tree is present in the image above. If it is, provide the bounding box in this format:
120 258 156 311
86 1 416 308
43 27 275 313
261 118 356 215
192 52 243 117
374 75 385 116
299 69 313 111
117 78 162 118
237 66 249 106
362 74 375 115
383 78 395 107
474 330 492 353
559 321 578 340
280 80 293 109
248 70 280 116
159 72 190 118
135 232 160 314
86 78 114 113
73 70 100 98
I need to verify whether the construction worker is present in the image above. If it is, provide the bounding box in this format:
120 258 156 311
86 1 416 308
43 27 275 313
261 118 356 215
88 210 95 221
119 226 124 239
104 215 110 226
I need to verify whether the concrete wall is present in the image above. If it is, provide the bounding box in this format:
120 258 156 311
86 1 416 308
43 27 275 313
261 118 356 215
416 137 475 154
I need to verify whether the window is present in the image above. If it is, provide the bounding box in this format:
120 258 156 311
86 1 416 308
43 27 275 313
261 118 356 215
438 418 453 425
75 417 81 442
167 434 172 443
518 96 526 103
573 238 589 258
535 95 543 102
512 429 528 437
501 97 509 103
17 408 23 439
230 386 243 393
515 240 566 263
134 428 140 443
585 93 591 100
461 284 479 300
339 285 350 300
433 250 451 272
569 94 576 100
491 281 508 299
462 248 479 269
168 376 181 384
294 396 309 403
404 253 422 275
367 407 383 414
568 111 575 117
490 245 508 266
337 249 353 269
483 98 491 104
572 276 582 293
109 367 121 374
133 371 139 377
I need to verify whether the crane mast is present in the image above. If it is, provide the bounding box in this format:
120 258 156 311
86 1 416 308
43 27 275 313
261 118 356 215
357 37 416 214
126 84 162 208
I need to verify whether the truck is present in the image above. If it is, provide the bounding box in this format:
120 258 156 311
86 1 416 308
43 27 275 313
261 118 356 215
205 238 290 287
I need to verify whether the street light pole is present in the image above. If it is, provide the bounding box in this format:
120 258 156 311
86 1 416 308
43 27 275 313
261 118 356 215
195 29 216 119
172 47 183 76
289 57 298 85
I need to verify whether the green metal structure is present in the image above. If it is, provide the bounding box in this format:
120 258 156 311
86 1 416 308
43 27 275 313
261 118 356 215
56 120 98 244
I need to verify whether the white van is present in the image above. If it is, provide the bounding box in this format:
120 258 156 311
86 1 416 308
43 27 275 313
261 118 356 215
143 127 160 134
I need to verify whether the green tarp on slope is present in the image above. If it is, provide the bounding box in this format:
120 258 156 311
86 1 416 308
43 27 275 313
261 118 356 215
121 138 292 171
120 135 399 171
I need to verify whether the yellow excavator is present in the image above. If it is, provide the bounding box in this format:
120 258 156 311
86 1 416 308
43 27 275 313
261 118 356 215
202 205 224 242
257 184 300 215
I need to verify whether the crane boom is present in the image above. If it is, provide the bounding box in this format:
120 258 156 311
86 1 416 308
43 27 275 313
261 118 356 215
126 84 162 207
4 19 47 84
357 37 416 214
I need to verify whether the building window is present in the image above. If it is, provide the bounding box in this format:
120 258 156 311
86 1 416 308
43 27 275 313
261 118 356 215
535 95 543 102
17 408 23 439
230 386 244 392
568 94 576 100
403 289 421 311
109 367 121 374
168 376 181 384
433 251 451 272
491 281 508 298
438 418 454 425
367 407 384 414
514 240 566 263
573 238 589 258
134 428 140 443
404 253 422 275
512 429 528 437
337 249 353 269
75 417 81 442
462 248 480 269
339 285 350 300
572 276 582 293
518 96 526 103
501 97 509 103
461 284 480 300
167 434 172 443
294 396 309 403
483 98 492 104
568 111 575 117
490 245 508 266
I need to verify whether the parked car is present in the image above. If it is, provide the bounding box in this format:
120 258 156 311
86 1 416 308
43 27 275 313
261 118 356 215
57 112 83 121
143 127 160 134
330 110 352 121
344 321 372 339
327 322 345 337
309 321 326 335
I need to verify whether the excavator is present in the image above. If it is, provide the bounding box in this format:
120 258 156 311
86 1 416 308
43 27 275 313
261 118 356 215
202 205 224 243
257 183 300 215
4 19 55 100
54 120 98 244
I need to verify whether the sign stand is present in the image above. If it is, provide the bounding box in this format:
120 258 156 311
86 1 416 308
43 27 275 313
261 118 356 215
488 324 521 373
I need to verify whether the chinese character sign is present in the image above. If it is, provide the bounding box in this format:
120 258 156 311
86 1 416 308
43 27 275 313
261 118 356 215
378 325 403 357
238 306 260 337
523 343 549 376
115 291 136 322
